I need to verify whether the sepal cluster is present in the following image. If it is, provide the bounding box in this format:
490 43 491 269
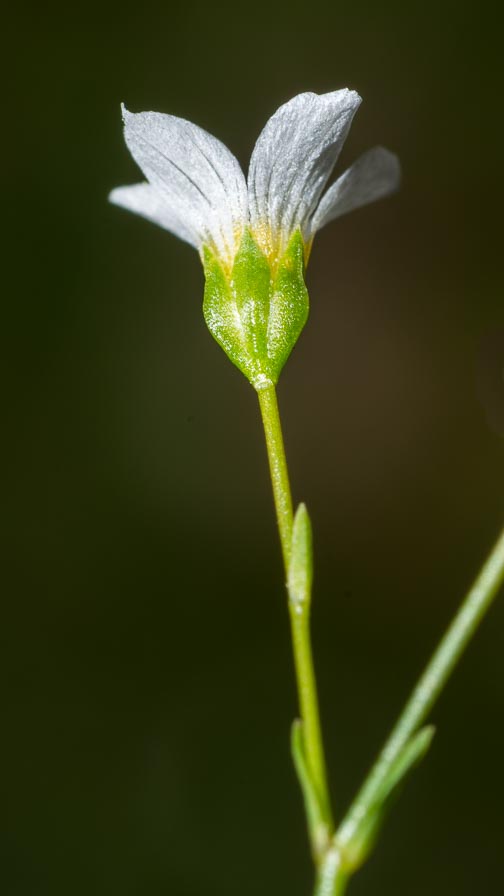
203 229 309 389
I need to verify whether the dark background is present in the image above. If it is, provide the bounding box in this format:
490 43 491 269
4 1 504 894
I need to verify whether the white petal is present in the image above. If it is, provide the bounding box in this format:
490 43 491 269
247 90 362 256
109 182 197 247
309 147 401 235
121 105 247 264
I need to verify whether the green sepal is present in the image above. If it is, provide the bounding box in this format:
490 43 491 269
343 725 435 871
266 230 309 381
202 229 309 389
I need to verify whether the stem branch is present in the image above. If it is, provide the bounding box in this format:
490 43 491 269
257 383 504 896
337 526 504 849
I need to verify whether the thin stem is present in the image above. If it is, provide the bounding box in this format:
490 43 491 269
257 383 293 568
314 847 349 896
257 383 334 840
336 526 504 851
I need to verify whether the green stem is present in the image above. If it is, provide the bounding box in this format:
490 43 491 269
337 526 504 850
257 383 293 568
257 383 334 842
314 848 349 896
257 384 504 896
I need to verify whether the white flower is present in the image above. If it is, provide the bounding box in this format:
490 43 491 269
109 90 400 271
110 90 400 388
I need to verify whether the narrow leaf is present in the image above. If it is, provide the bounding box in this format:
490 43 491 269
291 720 321 835
291 720 329 860
343 726 435 870
374 725 435 807
288 503 313 611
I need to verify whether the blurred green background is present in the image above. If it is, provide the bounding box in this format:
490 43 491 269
4 1 504 893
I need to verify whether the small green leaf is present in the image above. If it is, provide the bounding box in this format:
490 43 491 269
291 720 322 839
202 229 309 389
343 726 435 871
374 725 435 807
291 719 330 861
288 503 313 611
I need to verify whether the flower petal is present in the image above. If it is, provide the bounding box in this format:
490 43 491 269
109 182 197 247
247 90 362 257
120 105 247 264
309 146 401 235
